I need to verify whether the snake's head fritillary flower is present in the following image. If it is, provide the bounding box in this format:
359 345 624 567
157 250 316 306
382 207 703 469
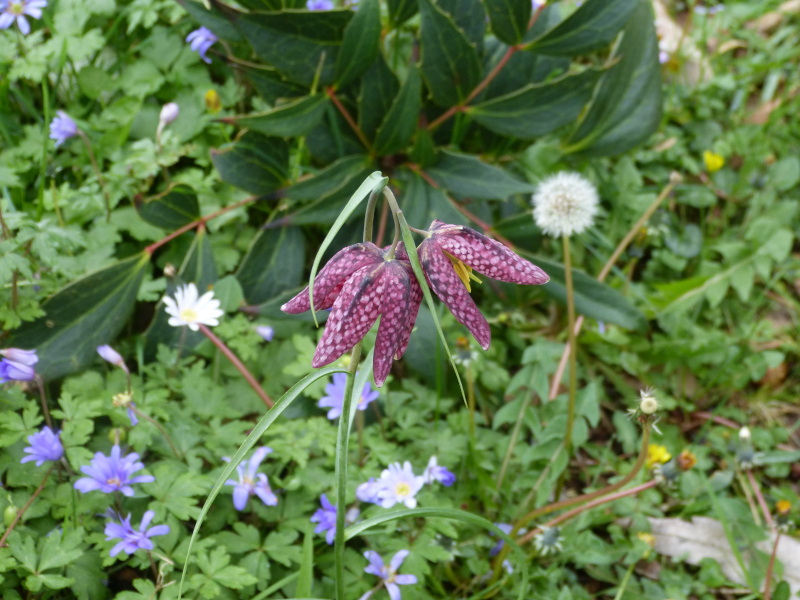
417 220 548 349
359 550 417 600
163 283 224 331
0 0 46 35
21 426 63 466
532 171 599 238
422 455 455 486
186 26 218 64
49 111 79 147
105 510 170 557
318 372 380 420
306 0 334 9
0 347 38 382
74 445 154 496
281 243 422 387
376 462 424 509
224 447 277 510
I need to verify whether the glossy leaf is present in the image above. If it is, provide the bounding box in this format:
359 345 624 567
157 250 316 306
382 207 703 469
418 0 482 108
135 184 200 230
438 0 486 52
285 155 374 202
564 2 662 156
358 56 400 142
334 0 381 88
8 254 149 380
211 131 289 195
244 65 307 104
524 0 636 56
178 0 243 42
427 150 534 199
225 95 329 138
374 66 422 156
236 226 305 305
388 0 418 26
482 0 531 45
468 68 601 139
399 170 469 229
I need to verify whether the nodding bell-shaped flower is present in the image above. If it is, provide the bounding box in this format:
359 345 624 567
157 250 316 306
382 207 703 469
416 220 548 349
281 242 422 387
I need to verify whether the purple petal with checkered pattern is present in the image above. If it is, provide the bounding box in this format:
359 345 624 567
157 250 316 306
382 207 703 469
373 261 411 386
394 260 422 360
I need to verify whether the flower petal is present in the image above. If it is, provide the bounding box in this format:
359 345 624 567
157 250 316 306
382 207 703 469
386 583 402 600
389 549 410 572
394 262 423 360
372 261 411 387
232 485 250 511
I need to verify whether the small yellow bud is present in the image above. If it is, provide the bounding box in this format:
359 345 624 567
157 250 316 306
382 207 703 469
703 150 724 173
677 449 697 471
637 532 656 548
205 89 222 113
112 392 133 409
776 500 791 516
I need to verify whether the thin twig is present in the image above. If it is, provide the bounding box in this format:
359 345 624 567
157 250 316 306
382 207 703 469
0 465 54 547
746 469 774 528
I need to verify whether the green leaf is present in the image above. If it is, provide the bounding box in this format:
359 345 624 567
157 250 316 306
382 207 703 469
178 366 348 599
77 65 115 100
564 2 662 156
334 0 381 88
212 275 245 312
469 68 601 139
399 170 469 229
285 155 374 202
37 529 84 572
135 184 200 230
358 55 400 141
8 254 149 380
8 532 37 572
225 95 329 138
295 528 314 598
345 507 529 600
426 150 534 199
418 0 482 107
236 226 305 305
374 66 422 156
36 574 74 590
145 467 208 521
482 0 531 45
244 64 308 104
211 131 289 195
177 0 243 42
438 0 487 51
524 0 637 56
388 0 418 26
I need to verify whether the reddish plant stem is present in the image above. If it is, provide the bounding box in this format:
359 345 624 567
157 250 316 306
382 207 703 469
0 465 54 548
427 4 545 132
198 324 274 408
746 470 774 528
763 532 781 600
325 87 374 154
144 196 256 255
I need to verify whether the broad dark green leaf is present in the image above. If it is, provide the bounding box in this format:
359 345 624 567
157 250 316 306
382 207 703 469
482 0 530 45
524 0 637 56
244 65 307 104
8 254 149 380
374 67 422 156
388 0 418 26
226 6 353 86
285 155 374 202
306 105 365 163
531 254 647 330
358 55 400 141
225 95 329 138
178 0 243 42
427 150 534 199
334 0 381 88
408 127 436 167
438 0 486 52
135 184 200 230
236 0 280 9
491 212 542 251
236 227 305 305
469 68 600 139
418 0 482 108
564 2 662 156
210 131 289 195
399 170 469 229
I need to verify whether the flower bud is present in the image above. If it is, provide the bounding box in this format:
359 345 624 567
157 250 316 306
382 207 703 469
108 427 126 444
205 89 222 113
639 390 659 415
112 392 134 409
739 426 751 442
4 505 18 527
97 345 129 373
255 325 274 342
159 102 180 126
164 263 177 277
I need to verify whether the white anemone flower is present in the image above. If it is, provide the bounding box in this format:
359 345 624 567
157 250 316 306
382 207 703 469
532 171 599 237
163 283 224 330
376 462 425 509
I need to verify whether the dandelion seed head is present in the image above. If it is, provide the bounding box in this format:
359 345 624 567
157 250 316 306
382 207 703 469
532 171 599 237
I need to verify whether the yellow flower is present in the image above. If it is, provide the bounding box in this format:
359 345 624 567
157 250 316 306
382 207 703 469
646 444 671 468
205 89 222 113
776 500 791 516
703 150 724 173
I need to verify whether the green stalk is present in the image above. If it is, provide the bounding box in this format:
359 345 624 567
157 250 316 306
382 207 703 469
467 364 476 439
556 234 578 498
37 79 49 221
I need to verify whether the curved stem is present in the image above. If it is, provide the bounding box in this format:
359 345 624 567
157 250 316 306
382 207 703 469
764 532 781 600
77 131 111 222
198 324 274 408
363 189 381 243
131 406 182 460
0 464 54 548
382 187 403 258
35 376 53 430
746 469 774 528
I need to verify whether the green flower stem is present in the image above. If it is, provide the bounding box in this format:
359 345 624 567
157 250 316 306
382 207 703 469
557 233 578 499
382 187 402 259
198 324 274 408
334 343 362 600
34 376 53 430
130 406 181 460
746 469 774 528
37 78 49 221
77 130 111 222
0 464 54 548
363 188 380 242
467 365 476 439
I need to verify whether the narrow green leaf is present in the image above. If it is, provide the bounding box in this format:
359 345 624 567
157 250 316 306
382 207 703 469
388 0 418 26
177 0 243 42
347 348 374 427
237 227 305 305
135 184 200 230
524 0 637 56
211 132 289 195
334 0 381 88
8 254 149 380
564 2 662 156
225 95 329 138
469 68 601 139
418 0 482 107
178 366 347 600
358 56 400 141
345 507 529 600
481 0 530 45
374 66 422 156
295 528 314 598
427 150 534 199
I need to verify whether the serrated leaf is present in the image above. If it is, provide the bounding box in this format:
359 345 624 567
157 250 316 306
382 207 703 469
524 0 637 56
135 184 200 230
469 68 601 139
211 131 289 195
36 574 74 590
418 0 482 107
8 532 37 572
334 0 381 88
358 55 400 141
564 2 663 156
38 529 84 572
225 94 329 138
144 466 208 521
482 0 530 45
7 254 149 380
237 226 305 305
426 150 534 199
374 66 422 156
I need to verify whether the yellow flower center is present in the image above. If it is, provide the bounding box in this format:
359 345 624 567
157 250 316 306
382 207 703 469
10 2 23 14
776 500 791 515
443 251 482 293
395 482 411 497
106 477 121 486
179 307 199 323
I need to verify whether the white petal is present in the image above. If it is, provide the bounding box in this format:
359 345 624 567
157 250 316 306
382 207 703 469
168 317 185 327
188 323 200 331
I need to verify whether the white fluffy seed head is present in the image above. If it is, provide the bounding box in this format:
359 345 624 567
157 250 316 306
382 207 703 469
531 171 599 237
739 426 751 441
639 389 659 415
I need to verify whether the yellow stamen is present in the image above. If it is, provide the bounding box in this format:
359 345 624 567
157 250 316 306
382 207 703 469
443 251 482 292
179 308 198 323
395 482 411 497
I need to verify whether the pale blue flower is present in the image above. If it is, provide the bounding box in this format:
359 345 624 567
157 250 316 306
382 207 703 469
74 445 154 496
376 462 424 509
319 372 379 420
21 426 63 466
0 348 37 382
422 456 455 486
307 0 334 9
186 26 218 64
0 0 46 35
105 510 170 557
49 111 79 147
224 447 277 510
359 550 417 600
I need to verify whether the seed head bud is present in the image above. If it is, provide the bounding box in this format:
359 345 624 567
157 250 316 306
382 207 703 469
532 171 599 238
639 390 659 415
739 426 751 442
159 102 180 126
164 263 176 277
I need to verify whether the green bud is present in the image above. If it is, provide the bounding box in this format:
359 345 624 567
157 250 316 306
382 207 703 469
4 505 18 527
108 428 126 443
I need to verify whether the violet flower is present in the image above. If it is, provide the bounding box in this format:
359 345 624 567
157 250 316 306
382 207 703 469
310 493 359 545
224 447 277 511
105 510 170 557
307 0 334 8
73 445 154 496
422 455 455 486
97 345 129 373
49 111 79 147
318 372 379 420
359 550 417 600
0 0 46 35
255 325 274 342
21 426 63 466
186 26 218 64
0 348 38 383
356 477 384 504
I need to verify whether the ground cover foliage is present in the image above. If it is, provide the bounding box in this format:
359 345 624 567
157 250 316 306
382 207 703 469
1 0 800 598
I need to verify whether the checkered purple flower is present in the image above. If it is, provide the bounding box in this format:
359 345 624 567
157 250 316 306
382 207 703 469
21 426 63 466
186 26 217 64
105 510 170 557
318 372 379 420
0 348 37 383
359 550 417 600
73 445 155 496
224 446 277 511
0 0 46 35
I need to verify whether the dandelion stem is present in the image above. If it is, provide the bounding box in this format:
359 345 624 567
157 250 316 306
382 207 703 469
0 465 54 548
198 324 274 408
131 407 182 460
556 233 578 498
763 532 781 600
746 469 774 528
77 131 111 222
